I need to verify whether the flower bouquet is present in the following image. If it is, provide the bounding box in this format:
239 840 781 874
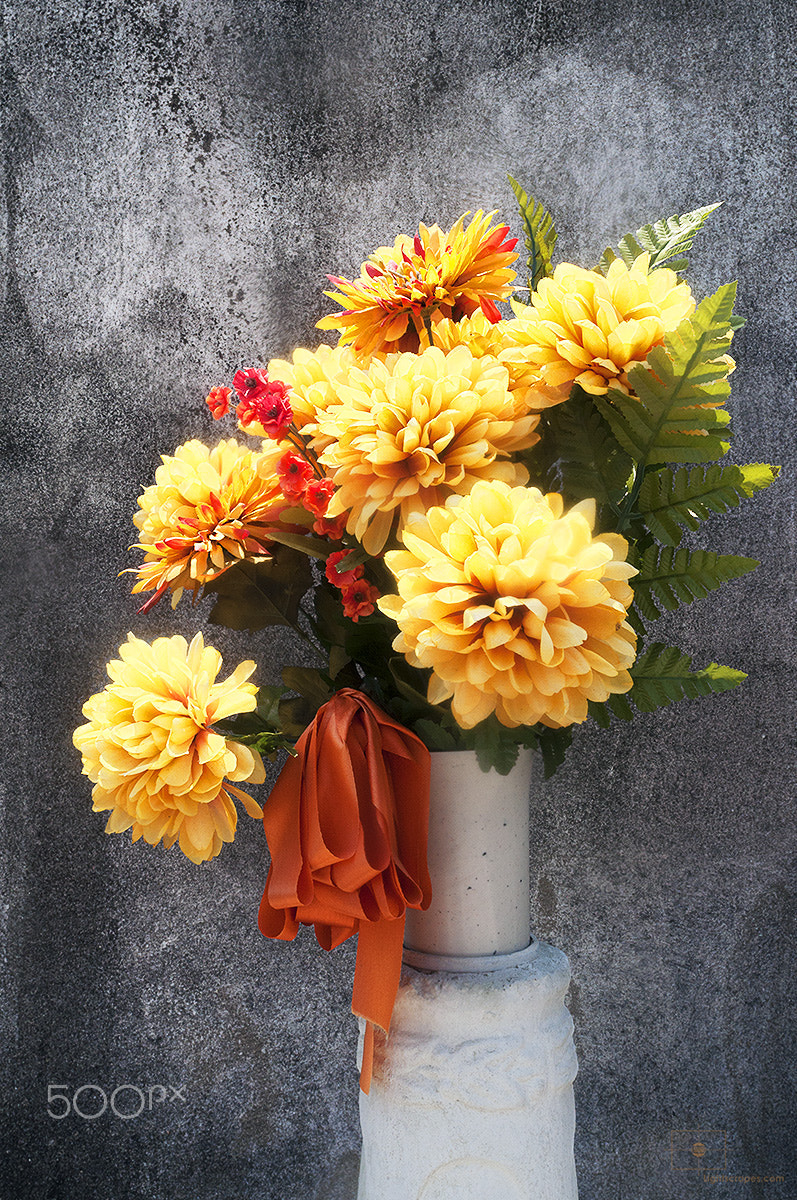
73 182 778 1096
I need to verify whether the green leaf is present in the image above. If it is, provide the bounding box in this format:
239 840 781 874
587 691 635 729
532 387 633 512
508 175 558 290
205 549 313 632
471 715 522 775
387 656 440 720
632 546 758 620
278 694 317 741
629 642 746 712
262 527 335 560
595 283 738 470
534 725 573 779
411 719 459 752
597 203 721 275
281 666 332 707
638 462 780 545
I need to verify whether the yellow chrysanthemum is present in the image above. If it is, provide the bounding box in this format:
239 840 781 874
131 438 285 607
379 481 637 730
502 253 695 405
317 210 518 359
316 344 540 554
73 633 266 864
432 310 554 411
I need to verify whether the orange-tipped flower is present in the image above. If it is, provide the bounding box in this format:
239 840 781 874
131 438 285 607
317 210 518 359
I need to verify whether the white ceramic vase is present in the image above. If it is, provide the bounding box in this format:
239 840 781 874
357 749 579 1200
404 748 533 964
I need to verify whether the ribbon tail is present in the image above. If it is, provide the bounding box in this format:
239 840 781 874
352 914 406 1094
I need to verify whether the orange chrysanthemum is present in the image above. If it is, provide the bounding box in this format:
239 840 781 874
379 481 637 730
315 345 540 554
317 210 518 359
502 253 695 405
131 439 285 608
73 633 266 864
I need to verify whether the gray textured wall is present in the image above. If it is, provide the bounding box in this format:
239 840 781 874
2 1 795 1198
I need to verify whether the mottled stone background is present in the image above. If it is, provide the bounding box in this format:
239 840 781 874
2 1 795 1198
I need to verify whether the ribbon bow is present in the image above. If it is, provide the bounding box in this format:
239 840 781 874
258 689 432 1092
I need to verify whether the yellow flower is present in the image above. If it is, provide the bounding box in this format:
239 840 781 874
317 210 518 359
432 310 554 411
379 481 637 730
73 633 266 864
131 438 285 608
316 345 540 554
502 253 695 405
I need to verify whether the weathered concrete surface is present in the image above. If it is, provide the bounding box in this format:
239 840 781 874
1 1 794 1198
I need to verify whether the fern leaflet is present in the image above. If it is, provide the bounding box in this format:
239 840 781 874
508 176 557 291
638 463 780 544
629 642 746 712
632 546 758 620
532 387 632 511
598 203 721 275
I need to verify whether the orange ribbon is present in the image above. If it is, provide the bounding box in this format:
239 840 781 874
258 689 432 1092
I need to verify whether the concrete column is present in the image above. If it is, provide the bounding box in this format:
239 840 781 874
357 941 579 1200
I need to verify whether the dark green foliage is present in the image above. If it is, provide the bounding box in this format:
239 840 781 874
529 387 632 518
205 548 313 632
533 725 574 779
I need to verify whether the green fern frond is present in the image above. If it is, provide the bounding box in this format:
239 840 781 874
508 175 557 290
638 463 781 545
534 387 632 510
534 724 573 779
629 642 746 712
597 203 721 275
632 546 759 620
588 693 635 727
595 282 738 469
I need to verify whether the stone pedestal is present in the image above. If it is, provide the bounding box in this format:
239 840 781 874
357 940 578 1200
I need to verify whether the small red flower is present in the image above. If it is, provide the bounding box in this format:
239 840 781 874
341 579 380 622
277 450 314 499
304 478 335 517
256 382 293 439
237 379 294 439
233 367 271 403
313 512 348 540
206 386 232 420
325 550 363 590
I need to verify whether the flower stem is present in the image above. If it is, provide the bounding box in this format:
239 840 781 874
422 312 436 349
615 463 646 534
